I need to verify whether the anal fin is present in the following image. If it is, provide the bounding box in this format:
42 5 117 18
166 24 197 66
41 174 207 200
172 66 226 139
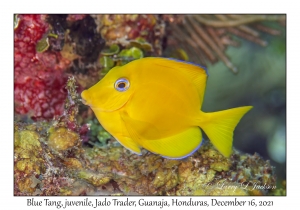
140 127 202 159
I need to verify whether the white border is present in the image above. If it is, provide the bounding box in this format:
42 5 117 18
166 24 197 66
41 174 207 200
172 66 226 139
2 1 296 209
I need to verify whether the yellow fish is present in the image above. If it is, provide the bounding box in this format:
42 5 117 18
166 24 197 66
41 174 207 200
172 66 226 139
81 57 252 159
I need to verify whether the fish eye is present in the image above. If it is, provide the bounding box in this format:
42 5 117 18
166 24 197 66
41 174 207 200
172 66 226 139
114 78 130 92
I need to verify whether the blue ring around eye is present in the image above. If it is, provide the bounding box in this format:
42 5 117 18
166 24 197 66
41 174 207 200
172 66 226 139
114 78 130 92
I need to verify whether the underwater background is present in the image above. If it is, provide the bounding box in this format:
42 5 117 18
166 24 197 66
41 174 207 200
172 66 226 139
14 14 286 195
201 26 286 182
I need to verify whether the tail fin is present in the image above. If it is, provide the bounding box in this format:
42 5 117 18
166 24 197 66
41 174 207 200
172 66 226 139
198 106 252 157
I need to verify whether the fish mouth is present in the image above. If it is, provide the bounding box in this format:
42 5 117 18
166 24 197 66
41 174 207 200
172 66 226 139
80 89 131 112
81 98 88 105
80 90 104 111
81 90 90 106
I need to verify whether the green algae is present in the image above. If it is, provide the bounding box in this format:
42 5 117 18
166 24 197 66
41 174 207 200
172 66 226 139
14 14 20 30
100 56 115 73
14 128 46 194
129 38 153 52
101 44 120 56
48 127 79 151
118 47 144 65
78 170 111 187
14 130 41 158
36 37 50 53
87 118 112 146
210 162 230 172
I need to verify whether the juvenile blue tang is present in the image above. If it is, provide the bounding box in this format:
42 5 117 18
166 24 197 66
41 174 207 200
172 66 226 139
81 57 252 159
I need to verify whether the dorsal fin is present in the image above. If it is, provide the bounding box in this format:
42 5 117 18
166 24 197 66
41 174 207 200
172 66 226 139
150 57 208 107
165 58 209 76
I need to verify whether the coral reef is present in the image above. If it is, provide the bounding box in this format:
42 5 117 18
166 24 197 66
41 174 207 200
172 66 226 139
14 121 281 196
14 14 285 196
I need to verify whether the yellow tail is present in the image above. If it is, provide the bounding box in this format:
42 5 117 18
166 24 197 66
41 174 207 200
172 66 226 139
198 106 252 157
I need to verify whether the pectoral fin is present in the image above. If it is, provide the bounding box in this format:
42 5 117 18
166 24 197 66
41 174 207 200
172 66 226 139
119 110 202 159
120 110 161 143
